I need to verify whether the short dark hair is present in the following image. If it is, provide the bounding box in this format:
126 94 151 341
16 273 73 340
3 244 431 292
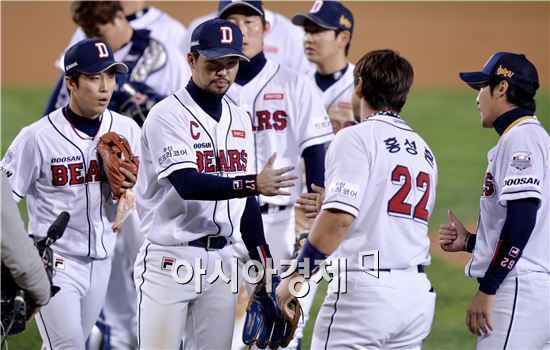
71 1 123 38
489 80 537 112
354 49 414 113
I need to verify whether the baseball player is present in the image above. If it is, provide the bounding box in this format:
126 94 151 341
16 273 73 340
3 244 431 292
45 1 190 126
439 52 550 348
183 5 313 74
43 3 190 348
287 2 356 346
0 39 141 349
54 0 187 69
292 0 357 134
276 49 438 349
134 18 296 349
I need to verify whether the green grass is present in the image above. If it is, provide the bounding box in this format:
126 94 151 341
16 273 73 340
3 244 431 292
1 86 548 349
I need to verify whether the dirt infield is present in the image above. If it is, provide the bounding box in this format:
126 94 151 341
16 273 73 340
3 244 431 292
1 1 548 88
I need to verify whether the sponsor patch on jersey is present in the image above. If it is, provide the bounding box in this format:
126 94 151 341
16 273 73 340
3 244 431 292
510 152 532 171
161 257 175 271
503 176 540 187
509 246 520 258
54 256 65 270
264 93 284 101
264 46 279 54
328 181 359 199
232 130 246 138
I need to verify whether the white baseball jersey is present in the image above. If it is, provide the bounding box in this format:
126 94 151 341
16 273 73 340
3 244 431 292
466 116 550 278
322 113 438 270
184 10 313 73
0 108 141 259
136 88 255 246
55 6 187 69
225 60 334 206
53 36 190 112
307 63 356 133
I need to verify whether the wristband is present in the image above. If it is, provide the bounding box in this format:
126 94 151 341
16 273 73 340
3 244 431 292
249 244 272 269
232 174 259 197
296 239 328 276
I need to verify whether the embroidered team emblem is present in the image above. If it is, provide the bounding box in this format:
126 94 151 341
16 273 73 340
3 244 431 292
509 246 520 258
510 152 532 171
264 93 284 101
54 256 65 270
161 257 176 271
232 130 246 138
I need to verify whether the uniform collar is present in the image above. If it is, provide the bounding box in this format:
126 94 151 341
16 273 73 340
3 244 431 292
493 107 534 136
235 52 267 86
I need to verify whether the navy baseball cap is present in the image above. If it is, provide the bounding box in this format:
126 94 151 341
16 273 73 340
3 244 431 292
190 19 249 61
292 0 354 34
63 39 128 76
218 0 264 18
459 52 539 97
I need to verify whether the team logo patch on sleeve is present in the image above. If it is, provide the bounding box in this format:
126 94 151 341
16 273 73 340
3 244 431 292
161 257 175 271
328 181 359 199
509 246 520 258
510 152 532 171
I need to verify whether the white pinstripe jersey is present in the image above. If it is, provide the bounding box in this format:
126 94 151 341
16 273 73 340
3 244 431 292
466 117 550 277
0 108 141 259
307 63 356 133
225 60 334 206
321 114 438 270
136 88 255 246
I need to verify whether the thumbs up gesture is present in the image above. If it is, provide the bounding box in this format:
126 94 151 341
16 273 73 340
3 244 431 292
439 209 472 252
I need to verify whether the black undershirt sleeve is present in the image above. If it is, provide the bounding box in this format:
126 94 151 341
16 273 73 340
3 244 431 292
302 144 326 192
478 197 539 295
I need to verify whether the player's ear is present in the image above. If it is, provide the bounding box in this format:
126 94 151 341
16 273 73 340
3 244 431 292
187 53 196 70
496 80 509 98
65 76 77 93
337 31 351 48
354 77 364 98
263 18 270 34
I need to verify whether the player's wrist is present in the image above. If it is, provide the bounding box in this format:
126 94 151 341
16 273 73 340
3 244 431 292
232 174 259 197
464 233 476 253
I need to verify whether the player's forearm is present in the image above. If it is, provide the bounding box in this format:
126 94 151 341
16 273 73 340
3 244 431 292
478 197 539 295
308 209 354 255
240 196 272 268
295 209 355 277
168 168 258 200
302 144 326 192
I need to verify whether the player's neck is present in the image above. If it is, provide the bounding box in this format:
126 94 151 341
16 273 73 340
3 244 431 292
361 104 400 121
68 101 101 121
186 79 223 122
314 64 348 92
111 26 134 52
235 52 267 86
316 55 347 75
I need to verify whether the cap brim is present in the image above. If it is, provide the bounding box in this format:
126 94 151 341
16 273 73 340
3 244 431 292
79 61 129 75
459 71 491 90
291 13 338 30
198 48 250 62
219 2 263 18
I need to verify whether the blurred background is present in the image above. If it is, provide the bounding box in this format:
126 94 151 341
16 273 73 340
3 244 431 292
1 2 549 349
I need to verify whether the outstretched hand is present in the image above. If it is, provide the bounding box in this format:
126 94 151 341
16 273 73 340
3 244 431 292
439 209 471 252
257 153 297 196
296 184 325 219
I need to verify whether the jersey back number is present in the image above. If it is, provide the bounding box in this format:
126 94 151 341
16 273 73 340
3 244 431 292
387 165 431 224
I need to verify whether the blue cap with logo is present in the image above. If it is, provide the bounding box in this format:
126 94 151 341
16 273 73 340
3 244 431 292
190 18 249 61
218 0 264 18
292 0 354 34
63 39 128 76
459 52 539 97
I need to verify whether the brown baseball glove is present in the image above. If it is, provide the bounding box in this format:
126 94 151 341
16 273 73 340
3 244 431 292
97 132 139 232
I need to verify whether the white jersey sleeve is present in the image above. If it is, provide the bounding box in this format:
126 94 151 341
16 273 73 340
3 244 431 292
321 127 369 217
0 126 42 202
141 96 197 182
497 122 546 203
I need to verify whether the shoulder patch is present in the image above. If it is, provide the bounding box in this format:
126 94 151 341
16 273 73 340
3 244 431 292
328 181 359 199
510 152 532 171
